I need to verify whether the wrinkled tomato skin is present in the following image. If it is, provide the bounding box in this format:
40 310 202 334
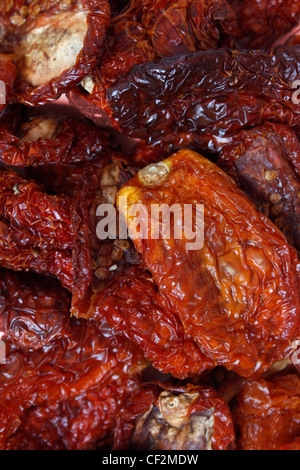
4 380 138 450
0 314 146 450
70 0 239 124
0 108 118 167
107 47 300 153
237 374 300 450
98 0 238 89
0 268 70 351
218 123 300 251
87 266 215 379
229 0 300 49
117 149 300 378
0 171 73 288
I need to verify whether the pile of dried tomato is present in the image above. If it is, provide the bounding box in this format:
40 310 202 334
1 0 300 450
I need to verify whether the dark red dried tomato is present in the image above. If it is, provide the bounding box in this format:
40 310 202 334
100 0 238 87
0 106 118 167
25 160 101 196
25 147 135 196
237 373 300 450
218 123 300 251
0 0 111 106
125 383 235 450
117 149 300 377
106 46 300 153
0 170 73 288
0 315 146 449
4 379 140 450
0 268 70 351
69 0 238 123
87 266 215 379
229 0 300 49
0 156 140 304
128 140 170 167
0 172 72 249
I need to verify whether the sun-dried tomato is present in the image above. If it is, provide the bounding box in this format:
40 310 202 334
117 149 300 377
70 0 238 122
0 106 118 167
0 0 111 106
0 171 72 250
106 46 300 153
218 123 300 251
87 266 215 379
100 0 238 87
0 314 146 449
72 152 214 378
0 156 140 305
229 0 300 49
125 383 235 450
0 268 70 351
237 373 300 450
26 160 100 196
4 379 140 450
0 171 73 288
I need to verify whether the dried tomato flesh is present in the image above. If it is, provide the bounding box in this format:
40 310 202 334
87 266 215 379
0 108 118 167
98 0 238 89
70 0 238 123
0 0 111 106
229 0 300 49
66 154 213 381
237 374 300 450
127 383 235 450
5 379 140 450
0 268 70 351
117 149 300 377
106 47 300 153
218 123 300 251
0 315 146 449
0 171 73 288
